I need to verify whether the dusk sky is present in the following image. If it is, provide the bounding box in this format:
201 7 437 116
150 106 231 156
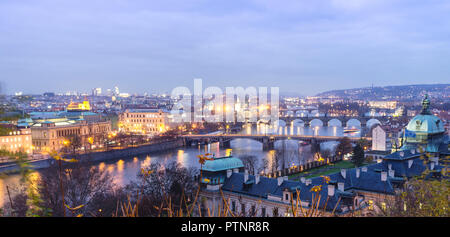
1 0 449 96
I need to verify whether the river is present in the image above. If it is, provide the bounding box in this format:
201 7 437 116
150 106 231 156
0 124 362 207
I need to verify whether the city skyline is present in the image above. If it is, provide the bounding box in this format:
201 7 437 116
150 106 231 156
1 0 450 95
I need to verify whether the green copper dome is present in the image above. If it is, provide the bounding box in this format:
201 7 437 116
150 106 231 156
202 156 244 172
406 114 444 134
406 94 444 135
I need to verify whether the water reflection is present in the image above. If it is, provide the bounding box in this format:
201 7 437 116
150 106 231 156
1 124 361 207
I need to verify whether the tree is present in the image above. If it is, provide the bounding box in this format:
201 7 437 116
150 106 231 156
373 173 449 217
239 155 258 175
7 158 115 217
351 144 365 167
65 134 82 153
310 140 321 160
335 137 352 158
124 161 198 216
320 149 332 160
356 138 370 151
369 152 449 217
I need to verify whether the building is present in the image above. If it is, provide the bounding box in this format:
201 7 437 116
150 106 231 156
397 94 446 153
199 95 449 217
28 100 111 153
30 118 111 153
92 88 102 96
67 100 91 112
368 101 397 109
372 125 386 151
0 128 33 154
118 109 170 135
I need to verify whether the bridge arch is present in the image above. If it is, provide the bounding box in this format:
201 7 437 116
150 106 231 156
346 118 361 128
286 111 294 117
291 119 305 127
327 118 343 127
367 118 381 129
257 119 270 125
310 119 324 127
310 110 320 117
273 119 287 127
295 110 308 117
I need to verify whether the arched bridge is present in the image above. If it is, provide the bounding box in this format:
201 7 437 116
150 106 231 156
182 134 371 151
254 115 411 128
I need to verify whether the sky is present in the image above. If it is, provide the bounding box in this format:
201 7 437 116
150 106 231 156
0 0 449 96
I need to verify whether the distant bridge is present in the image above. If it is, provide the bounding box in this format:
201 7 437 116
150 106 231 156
255 115 410 128
182 134 371 151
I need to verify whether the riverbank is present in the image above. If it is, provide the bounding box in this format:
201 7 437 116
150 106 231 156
0 138 184 173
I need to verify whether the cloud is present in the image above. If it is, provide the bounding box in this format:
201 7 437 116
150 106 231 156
0 0 449 95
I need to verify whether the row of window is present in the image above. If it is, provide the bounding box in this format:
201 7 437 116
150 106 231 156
1 137 29 143
125 113 163 118
56 129 81 137
126 119 163 123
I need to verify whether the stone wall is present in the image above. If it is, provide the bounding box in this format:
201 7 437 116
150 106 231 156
0 139 184 173
67 139 184 162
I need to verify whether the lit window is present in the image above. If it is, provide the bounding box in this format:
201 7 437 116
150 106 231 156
368 200 374 210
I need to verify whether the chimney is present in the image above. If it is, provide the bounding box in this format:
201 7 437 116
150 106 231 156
381 171 387 181
227 169 232 178
255 174 260 184
362 167 368 172
277 177 284 186
328 185 335 196
388 169 395 178
244 170 249 182
233 168 239 173
408 159 413 168
283 176 288 181
300 177 306 183
306 179 312 186
430 162 435 170
430 157 439 165
340 169 346 179
337 182 344 192
356 168 360 178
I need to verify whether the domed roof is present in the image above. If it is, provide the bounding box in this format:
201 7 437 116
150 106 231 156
406 114 444 134
406 94 444 134
202 156 244 172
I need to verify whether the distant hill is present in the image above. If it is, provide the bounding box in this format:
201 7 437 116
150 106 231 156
316 84 450 101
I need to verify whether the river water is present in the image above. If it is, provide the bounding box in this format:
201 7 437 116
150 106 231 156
0 124 361 207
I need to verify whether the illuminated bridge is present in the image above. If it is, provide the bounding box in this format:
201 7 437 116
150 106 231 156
182 134 371 151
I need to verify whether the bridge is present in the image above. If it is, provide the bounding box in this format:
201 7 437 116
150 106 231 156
182 134 371 151
253 115 411 128
274 115 390 127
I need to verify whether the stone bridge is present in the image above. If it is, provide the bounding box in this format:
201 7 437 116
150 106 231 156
182 134 371 151
256 115 408 128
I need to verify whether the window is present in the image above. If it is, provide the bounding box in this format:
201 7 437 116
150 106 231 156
368 200 374 210
261 207 266 217
251 205 256 217
241 203 246 214
285 193 289 201
272 207 279 217
231 201 236 212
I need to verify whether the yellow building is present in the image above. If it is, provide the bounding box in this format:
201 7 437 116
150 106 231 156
0 128 33 154
368 101 397 109
31 118 111 153
118 109 169 135
67 100 91 111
